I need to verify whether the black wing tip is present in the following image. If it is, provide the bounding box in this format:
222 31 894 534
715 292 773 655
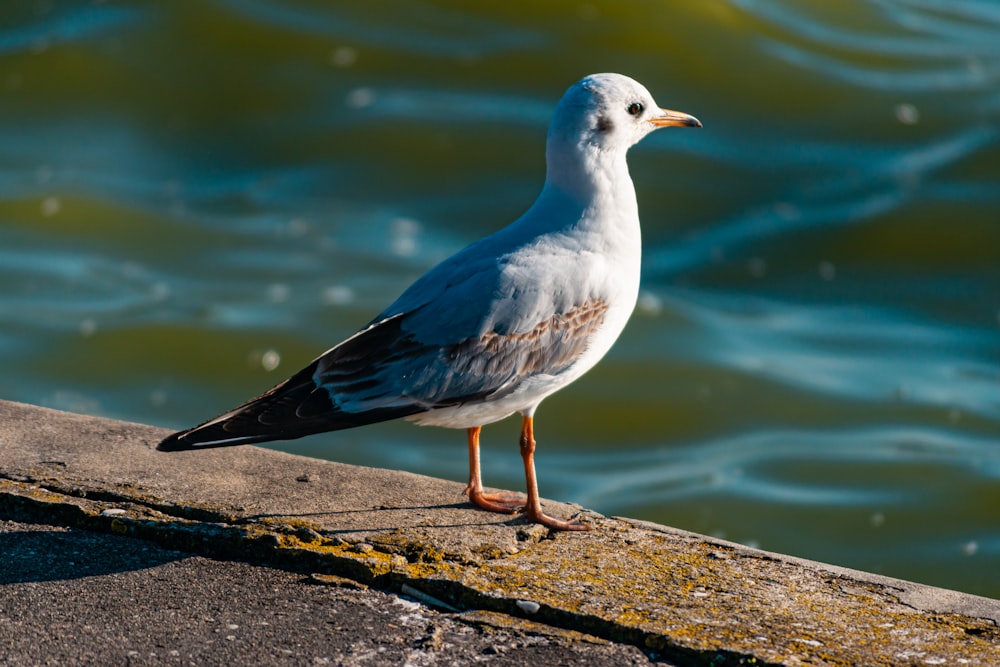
156 431 195 452
156 428 248 451
157 423 294 451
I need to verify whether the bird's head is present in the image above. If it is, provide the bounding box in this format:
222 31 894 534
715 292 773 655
548 73 701 155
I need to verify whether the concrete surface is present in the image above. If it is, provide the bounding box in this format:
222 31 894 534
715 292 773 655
0 520 651 666
1 398 998 666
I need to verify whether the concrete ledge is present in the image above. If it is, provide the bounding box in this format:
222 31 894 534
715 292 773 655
1 399 997 665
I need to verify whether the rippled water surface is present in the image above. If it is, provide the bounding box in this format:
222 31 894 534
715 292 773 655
2 1 998 597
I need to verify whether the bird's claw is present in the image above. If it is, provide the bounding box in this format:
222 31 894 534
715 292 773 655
466 487 527 515
524 508 592 532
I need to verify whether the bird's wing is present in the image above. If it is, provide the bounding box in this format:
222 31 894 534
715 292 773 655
352 232 612 407
158 296 608 451
157 313 427 450
359 296 611 408
159 227 610 452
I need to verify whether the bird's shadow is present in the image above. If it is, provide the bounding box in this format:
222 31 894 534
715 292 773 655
0 529 187 585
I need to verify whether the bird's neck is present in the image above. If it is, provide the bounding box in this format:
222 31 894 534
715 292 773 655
541 142 639 230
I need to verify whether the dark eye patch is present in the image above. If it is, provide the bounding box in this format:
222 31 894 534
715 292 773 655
596 114 614 133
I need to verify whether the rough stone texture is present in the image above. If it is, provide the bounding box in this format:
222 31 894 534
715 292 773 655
0 520 652 666
1 399 998 666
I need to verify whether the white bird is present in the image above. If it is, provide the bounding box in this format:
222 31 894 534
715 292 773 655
158 73 701 531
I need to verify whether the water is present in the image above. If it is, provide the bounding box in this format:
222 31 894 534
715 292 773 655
1 1 998 597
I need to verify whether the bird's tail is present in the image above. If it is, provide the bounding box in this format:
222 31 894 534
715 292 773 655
156 359 419 451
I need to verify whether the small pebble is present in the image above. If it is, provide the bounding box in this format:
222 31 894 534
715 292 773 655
516 600 540 615
100 508 127 516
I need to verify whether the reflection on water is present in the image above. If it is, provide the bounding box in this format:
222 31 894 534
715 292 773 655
1 1 998 597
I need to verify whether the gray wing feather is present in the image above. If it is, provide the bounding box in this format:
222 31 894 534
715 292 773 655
320 299 610 411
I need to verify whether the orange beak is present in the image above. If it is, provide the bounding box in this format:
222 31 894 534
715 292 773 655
649 108 702 129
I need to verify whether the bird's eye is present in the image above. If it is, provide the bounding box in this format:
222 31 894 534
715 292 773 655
627 102 644 116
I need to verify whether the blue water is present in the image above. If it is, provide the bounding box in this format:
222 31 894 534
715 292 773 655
0 0 998 597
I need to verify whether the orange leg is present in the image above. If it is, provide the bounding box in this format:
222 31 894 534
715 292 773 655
464 426 525 514
519 416 591 531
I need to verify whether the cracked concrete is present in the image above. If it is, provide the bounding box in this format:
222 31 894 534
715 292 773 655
1 399 998 665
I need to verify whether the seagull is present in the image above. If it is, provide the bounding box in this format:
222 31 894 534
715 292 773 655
158 73 700 531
